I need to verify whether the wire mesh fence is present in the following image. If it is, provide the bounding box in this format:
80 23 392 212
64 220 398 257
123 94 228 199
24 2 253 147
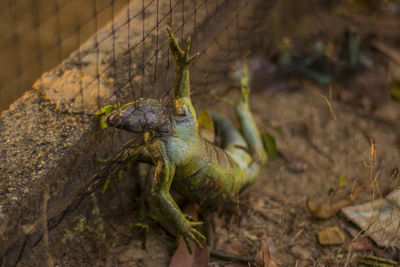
1 0 275 115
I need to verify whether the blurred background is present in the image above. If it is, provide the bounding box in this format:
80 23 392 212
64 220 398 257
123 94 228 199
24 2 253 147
1 0 400 112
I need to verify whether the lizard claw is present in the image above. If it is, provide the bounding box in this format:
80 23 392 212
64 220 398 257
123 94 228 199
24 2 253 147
179 220 206 254
166 26 199 65
166 26 184 58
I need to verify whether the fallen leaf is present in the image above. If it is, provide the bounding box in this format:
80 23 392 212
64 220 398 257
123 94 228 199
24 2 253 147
254 240 279 267
262 132 277 160
339 175 347 187
169 237 209 267
341 190 400 248
170 202 209 267
317 226 346 246
307 186 362 219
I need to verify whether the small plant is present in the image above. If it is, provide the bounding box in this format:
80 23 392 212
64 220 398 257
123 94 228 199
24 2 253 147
262 132 277 160
62 193 106 243
95 103 122 129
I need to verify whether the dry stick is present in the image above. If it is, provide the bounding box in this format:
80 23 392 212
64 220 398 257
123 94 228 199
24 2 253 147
320 85 337 122
344 247 352 267
42 189 54 267
359 255 398 266
209 248 254 263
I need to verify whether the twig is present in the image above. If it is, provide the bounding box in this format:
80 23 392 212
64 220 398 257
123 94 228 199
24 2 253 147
42 189 54 267
209 248 254 263
320 85 337 122
359 255 398 266
344 247 352 267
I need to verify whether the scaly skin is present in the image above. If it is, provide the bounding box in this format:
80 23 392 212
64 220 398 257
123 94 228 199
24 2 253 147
103 27 267 251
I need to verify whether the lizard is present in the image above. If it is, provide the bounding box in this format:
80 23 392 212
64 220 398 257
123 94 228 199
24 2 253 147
101 26 267 251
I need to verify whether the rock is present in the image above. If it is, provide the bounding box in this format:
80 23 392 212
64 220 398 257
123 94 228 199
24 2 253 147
317 226 346 245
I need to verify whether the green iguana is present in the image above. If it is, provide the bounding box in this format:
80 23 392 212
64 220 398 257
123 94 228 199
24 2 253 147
101 26 267 251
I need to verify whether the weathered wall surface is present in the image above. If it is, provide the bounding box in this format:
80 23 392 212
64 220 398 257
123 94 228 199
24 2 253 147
0 0 129 111
0 0 270 265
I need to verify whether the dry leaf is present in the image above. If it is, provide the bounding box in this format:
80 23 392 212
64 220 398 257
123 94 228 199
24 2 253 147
307 186 362 219
254 240 279 267
169 237 209 267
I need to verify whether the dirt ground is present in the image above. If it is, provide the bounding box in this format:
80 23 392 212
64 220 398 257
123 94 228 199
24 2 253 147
18 80 400 266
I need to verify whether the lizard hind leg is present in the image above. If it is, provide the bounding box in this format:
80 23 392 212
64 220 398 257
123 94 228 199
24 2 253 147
210 112 252 172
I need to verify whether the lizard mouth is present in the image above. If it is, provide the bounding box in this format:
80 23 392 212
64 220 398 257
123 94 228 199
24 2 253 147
105 110 132 131
105 108 144 132
105 110 122 128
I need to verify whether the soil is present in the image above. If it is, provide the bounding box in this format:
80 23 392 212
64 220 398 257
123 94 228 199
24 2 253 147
17 81 400 266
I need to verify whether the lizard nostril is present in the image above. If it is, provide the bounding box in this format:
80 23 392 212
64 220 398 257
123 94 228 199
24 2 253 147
106 111 121 127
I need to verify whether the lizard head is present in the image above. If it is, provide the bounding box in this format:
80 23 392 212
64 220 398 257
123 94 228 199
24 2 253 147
105 98 168 133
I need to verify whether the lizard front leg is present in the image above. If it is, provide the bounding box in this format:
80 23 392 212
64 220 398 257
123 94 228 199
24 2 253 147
166 26 199 121
148 140 205 252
